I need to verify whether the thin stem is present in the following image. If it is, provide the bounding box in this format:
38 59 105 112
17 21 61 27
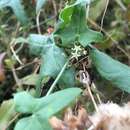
100 0 109 31
87 85 98 112
35 76 43 97
36 10 42 34
10 43 23 65
46 59 69 96
86 4 90 19
52 0 57 17
5 113 20 130
92 82 102 104
115 0 127 11
12 66 23 90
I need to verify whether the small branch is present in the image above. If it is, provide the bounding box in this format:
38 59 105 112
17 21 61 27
13 22 20 37
91 83 102 104
36 10 42 34
58 0 64 12
52 0 57 17
9 40 23 89
10 44 23 65
87 84 99 112
79 70 99 112
5 113 20 130
100 0 109 31
12 66 23 90
86 4 90 19
15 59 39 71
46 59 69 96
115 0 127 11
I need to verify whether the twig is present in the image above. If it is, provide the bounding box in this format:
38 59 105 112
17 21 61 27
12 66 22 90
36 10 42 34
86 4 90 19
58 0 64 12
100 0 109 31
15 43 24 54
91 83 102 104
115 0 127 11
79 70 99 112
9 40 23 89
5 113 20 130
15 59 39 71
10 45 23 65
13 22 20 37
31 16 56 29
52 0 57 17
87 84 98 112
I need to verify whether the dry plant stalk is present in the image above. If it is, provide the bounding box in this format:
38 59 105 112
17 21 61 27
49 102 130 130
0 52 6 82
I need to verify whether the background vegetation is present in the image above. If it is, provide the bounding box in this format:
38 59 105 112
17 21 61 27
0 0 130 130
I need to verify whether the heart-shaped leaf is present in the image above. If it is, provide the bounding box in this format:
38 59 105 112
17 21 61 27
16 35 67 77
14 88 82 130
15 34 73 90
0 0 28 24
27 34 50 55
40 44 67 77
54 0 103 47
15 116 52 130
90 48 130 93
18 34 67 78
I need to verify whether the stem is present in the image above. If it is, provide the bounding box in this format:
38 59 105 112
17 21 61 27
35 76 43 97
36 10 42 34
91 82 102 104
87 85 98 112
115 0 127 11
86 4 90 19
46 59 69 96
100 0 109 31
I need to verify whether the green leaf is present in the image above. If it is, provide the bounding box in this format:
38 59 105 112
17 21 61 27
14 92 38 113
59 68 76 88
0 0 28 24
14 88 82 130
90 48 130 93
54 0 103 47
40 44 67 77
27 34 49 55
15 34 69 88
15 117 52 130
0 99 16 130
58 0 91 26
36 0 47 14
16 34 50 55
16 34 67 78
14 88 82 116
